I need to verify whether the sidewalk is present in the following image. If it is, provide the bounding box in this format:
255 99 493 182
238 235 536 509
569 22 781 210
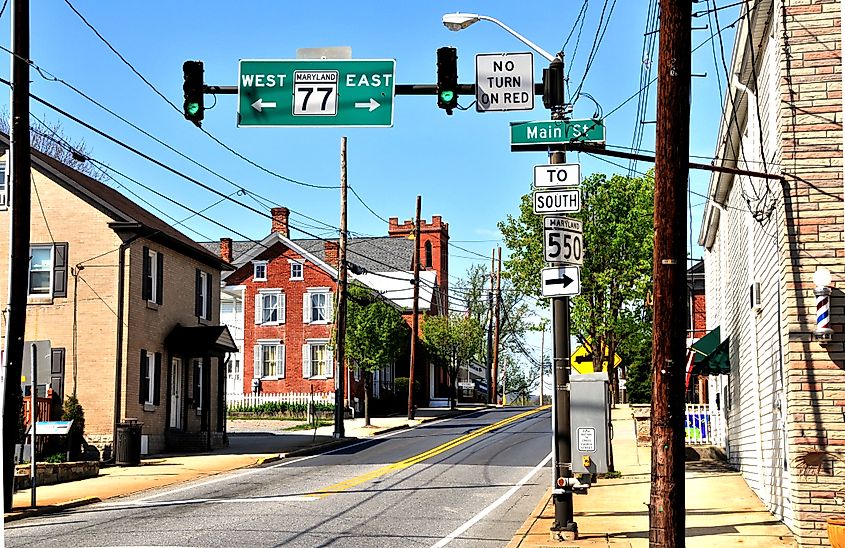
4 406 475 522
508 405 797 547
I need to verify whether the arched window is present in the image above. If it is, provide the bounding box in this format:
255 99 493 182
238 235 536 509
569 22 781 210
424 241 433 268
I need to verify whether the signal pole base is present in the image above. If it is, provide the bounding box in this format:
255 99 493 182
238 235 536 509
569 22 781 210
550 528 578 542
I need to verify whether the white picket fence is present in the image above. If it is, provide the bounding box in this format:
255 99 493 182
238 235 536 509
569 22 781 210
685 403 724 446
227 391 334 412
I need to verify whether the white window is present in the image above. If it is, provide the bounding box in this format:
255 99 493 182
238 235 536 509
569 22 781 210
254 341 285 379
193 358 203 412
303 339 333 378
196 270 212 320
28 245 53 295
0 162 7 208
144 353 155 404
140 350 160 407
254 261 268 281
303 289 333 324
255 289 285 325
143 247 162 304
290 261 304 280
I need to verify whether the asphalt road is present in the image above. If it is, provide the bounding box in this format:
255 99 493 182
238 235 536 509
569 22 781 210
6 406 552 548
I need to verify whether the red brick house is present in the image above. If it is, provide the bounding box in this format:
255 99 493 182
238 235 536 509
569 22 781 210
202 207 451 410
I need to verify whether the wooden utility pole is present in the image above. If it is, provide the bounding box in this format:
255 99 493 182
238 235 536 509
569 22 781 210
3 0 31 513
487 249 495 403
649 0 691 545
407 195 421 420
539 328 545 406
492 247 502 404
333 137 348 439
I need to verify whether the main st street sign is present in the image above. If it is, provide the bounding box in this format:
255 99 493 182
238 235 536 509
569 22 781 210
510 119 605 150
238 59 396 127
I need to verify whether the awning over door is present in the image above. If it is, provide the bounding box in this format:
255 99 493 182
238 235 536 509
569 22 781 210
689 327 730 376
165 324 239 355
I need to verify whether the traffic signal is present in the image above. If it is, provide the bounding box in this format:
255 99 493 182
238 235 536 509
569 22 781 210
436 47 458 114
182 60 204 127
542 57 565 111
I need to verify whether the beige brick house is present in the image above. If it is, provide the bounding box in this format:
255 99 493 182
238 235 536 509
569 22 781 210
0 136 236 457
699 1 842 545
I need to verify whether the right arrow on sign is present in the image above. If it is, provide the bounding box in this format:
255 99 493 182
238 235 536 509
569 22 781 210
545 272 574 287
354 98 380 112
540 266 581 298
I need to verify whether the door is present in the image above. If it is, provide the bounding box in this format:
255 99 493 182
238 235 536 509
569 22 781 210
226 353 242 394
170 357 183 429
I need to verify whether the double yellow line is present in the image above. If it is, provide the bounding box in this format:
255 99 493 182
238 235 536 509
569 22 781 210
311 406 550 499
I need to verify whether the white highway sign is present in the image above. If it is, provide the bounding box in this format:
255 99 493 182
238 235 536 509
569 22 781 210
475 52 534 112
541 266 581 298
544 216 584 265
533 188 582 214
534 163 580 188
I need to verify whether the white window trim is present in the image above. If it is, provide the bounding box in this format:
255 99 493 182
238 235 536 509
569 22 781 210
254 261 268 282
289 260 304 281
0 161 7 209
145 353 156 406
147 249 159 304
255 339 285 379
255 289 285 326
194 358 203 413
305 287 332 325
199 271 210 320
28 245 54 297
304 338 332 379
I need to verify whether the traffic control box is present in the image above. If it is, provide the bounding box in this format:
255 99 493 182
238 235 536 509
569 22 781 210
570 372 611 474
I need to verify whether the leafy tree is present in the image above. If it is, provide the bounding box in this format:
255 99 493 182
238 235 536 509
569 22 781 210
421 313 484 408
498 171 655 402
345 283 408 426
619 319 653 403
501 361 533 405
61 395 86 459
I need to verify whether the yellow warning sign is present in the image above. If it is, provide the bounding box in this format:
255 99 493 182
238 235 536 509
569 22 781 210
570 341 622 375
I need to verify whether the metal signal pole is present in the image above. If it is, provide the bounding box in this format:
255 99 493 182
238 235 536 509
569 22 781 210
649 0 691 545
407 195 421 420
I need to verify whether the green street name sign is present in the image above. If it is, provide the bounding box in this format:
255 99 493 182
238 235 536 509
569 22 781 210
238 59 395 128
510 119 605 151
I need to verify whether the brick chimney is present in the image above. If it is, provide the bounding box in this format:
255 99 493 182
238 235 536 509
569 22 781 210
324 240 339 267
271 207 290 237
219 237 233 263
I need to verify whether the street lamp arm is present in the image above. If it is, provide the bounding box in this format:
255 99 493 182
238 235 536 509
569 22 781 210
476 15 557 63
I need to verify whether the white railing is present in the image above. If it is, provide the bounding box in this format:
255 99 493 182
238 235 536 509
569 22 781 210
685 403 723 446
227 391 334 412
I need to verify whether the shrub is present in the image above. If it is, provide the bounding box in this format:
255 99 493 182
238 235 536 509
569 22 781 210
61 395 85 457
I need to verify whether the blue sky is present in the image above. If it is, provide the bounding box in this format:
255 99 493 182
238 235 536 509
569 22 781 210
6 1 739 370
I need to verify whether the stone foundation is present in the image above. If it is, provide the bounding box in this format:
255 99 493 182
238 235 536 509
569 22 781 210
14 461 99 490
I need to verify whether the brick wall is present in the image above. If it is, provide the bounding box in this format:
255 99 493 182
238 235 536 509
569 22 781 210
388 216 450 313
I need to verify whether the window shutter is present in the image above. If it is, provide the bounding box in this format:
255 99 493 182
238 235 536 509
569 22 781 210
326 292 334 322
50 348 65 401
280 344 286 378
303 293 311 323
280 293 286 324
153 352 162 406
195 269 202 317
155 252 164 304
255 293 263 325
205 272 213 320
52 243 68 297
139 349 148 404
302 344 311 378
142 247 151 300
253 345 261 378
326 347 334 378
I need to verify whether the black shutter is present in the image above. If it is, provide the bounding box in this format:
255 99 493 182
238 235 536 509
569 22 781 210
139 349 148 404
153 353 162 406
205 272 213 320
156 252 164 305
195 269 202 317
52 243 69 297
50 348 65 401
142 246 151 300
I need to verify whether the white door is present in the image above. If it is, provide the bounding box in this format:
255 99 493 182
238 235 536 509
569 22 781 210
226 354 242 394
170 358 183 429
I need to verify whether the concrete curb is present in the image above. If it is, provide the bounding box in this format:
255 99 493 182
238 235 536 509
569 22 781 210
4 496 101 523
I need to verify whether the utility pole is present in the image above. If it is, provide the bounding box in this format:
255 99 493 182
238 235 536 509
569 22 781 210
3 0 31 513
407 195 421 420
486 249 495 404
333 137 348 439
539 327 545 406
492 247 502 405
650 0 691 546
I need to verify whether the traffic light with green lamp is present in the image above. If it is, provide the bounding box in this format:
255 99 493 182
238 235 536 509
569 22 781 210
436 47 458 114
182 60 204 127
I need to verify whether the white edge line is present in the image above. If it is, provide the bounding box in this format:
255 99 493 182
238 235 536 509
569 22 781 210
133 414 461 503
429 451 553 548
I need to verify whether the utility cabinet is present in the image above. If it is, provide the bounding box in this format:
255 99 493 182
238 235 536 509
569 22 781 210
570 372 611 474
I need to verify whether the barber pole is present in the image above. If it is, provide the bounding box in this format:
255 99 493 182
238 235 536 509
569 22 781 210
814 285 834 342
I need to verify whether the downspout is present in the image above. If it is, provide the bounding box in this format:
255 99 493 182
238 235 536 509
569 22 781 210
733 74 767 501
112 240 130 460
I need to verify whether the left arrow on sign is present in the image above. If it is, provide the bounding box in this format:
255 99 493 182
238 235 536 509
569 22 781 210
251 99 277 112
354 98 380 112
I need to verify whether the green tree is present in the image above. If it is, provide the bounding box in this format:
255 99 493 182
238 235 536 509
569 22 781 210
421 313 484 408
345 283 408 426
499 171 655 401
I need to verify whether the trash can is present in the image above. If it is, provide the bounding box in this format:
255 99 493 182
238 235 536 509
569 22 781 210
115 419 143 466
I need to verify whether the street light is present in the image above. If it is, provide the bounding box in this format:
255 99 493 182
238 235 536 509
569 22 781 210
441 12 557 62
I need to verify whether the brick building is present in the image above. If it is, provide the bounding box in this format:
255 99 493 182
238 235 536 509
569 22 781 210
0 135 237 457
698 1 842 544
203 207 451 411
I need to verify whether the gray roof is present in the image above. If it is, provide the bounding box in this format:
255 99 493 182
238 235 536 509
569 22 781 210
198 235 413 274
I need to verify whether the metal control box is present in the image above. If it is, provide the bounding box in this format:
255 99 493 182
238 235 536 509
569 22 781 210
570 372 611 474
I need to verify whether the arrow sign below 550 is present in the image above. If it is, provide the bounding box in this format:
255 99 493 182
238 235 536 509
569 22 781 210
541 266 581 298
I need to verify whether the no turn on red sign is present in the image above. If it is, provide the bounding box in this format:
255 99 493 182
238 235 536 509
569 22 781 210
475 52 534 112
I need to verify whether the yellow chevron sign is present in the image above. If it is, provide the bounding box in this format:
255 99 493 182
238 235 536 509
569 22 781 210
570 342 622 375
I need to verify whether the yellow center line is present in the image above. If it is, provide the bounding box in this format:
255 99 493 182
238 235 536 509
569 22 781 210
310 405 550 498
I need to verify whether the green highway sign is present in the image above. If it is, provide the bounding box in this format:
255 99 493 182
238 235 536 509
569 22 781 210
238 59 395 127
510 119 605 151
